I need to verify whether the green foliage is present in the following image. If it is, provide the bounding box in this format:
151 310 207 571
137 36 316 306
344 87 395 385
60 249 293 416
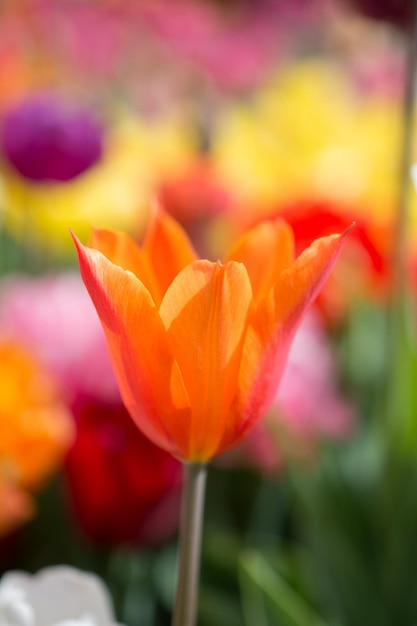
239 551 330 626
385 294 417 456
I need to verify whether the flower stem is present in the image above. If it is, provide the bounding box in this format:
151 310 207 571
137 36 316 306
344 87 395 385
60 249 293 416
172 462 207 626
385 2 417 445
392 1 417 296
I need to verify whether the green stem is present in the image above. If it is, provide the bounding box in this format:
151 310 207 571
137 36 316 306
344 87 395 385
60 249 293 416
385 1 417 443
392 0 417 296
172 462 207 626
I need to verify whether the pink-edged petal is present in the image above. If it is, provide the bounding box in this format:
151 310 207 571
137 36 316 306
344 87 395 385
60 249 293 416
221 227 352 452
226 219 295 305
73 233 191 459
159 259 253 461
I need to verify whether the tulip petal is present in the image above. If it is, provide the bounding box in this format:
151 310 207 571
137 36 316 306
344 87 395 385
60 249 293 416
222 227 352 451
159 259 253 460
143 209 198 304
226 219 295 305
88 228 159 298
73 233 191 459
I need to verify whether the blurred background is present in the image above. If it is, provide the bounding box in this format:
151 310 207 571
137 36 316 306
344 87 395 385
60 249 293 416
1 1 417 624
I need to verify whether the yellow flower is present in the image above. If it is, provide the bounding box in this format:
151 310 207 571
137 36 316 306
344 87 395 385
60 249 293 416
1 112 198 257
212 58 417 230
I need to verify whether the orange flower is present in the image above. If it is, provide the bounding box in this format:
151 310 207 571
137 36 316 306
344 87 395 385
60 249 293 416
0 341 73 535
73 210 350 462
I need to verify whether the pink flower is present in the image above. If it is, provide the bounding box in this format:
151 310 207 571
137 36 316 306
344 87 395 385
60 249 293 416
0 273 119 403
276 310 354 441
225 310 355 472
135 0 277 91
0 0 325 97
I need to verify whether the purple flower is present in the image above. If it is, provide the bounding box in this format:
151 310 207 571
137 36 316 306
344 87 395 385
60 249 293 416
346 0 411 26
0 93 103 182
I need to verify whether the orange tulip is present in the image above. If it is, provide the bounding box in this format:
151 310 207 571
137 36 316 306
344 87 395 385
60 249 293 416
73 210 350 462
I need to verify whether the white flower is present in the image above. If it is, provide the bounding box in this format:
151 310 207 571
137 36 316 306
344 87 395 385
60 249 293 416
0 567 124 626
0 585 34 626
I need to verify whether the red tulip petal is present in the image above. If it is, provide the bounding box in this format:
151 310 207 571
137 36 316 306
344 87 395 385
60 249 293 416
159 259 253 460
73 233 191 459
226 220 295 305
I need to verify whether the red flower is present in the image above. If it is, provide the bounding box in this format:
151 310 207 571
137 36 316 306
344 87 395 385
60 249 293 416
263 201 391 321
65 396 182 546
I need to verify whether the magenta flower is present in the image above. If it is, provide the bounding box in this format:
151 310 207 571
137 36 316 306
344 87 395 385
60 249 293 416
345 0 411 26
0 93 103 181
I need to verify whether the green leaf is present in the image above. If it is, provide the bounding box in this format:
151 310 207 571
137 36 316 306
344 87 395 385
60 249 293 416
385 294 417 456
239 550 331 626
198 587 244 626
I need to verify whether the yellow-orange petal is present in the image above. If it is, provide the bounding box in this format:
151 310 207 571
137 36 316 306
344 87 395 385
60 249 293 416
73 233 191 459
226 219 295 305
222 227 352 452
88 227 160 300
159 259 253 461
142 208 198 304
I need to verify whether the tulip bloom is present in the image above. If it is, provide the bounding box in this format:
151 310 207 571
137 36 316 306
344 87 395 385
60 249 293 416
73 210 349 462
